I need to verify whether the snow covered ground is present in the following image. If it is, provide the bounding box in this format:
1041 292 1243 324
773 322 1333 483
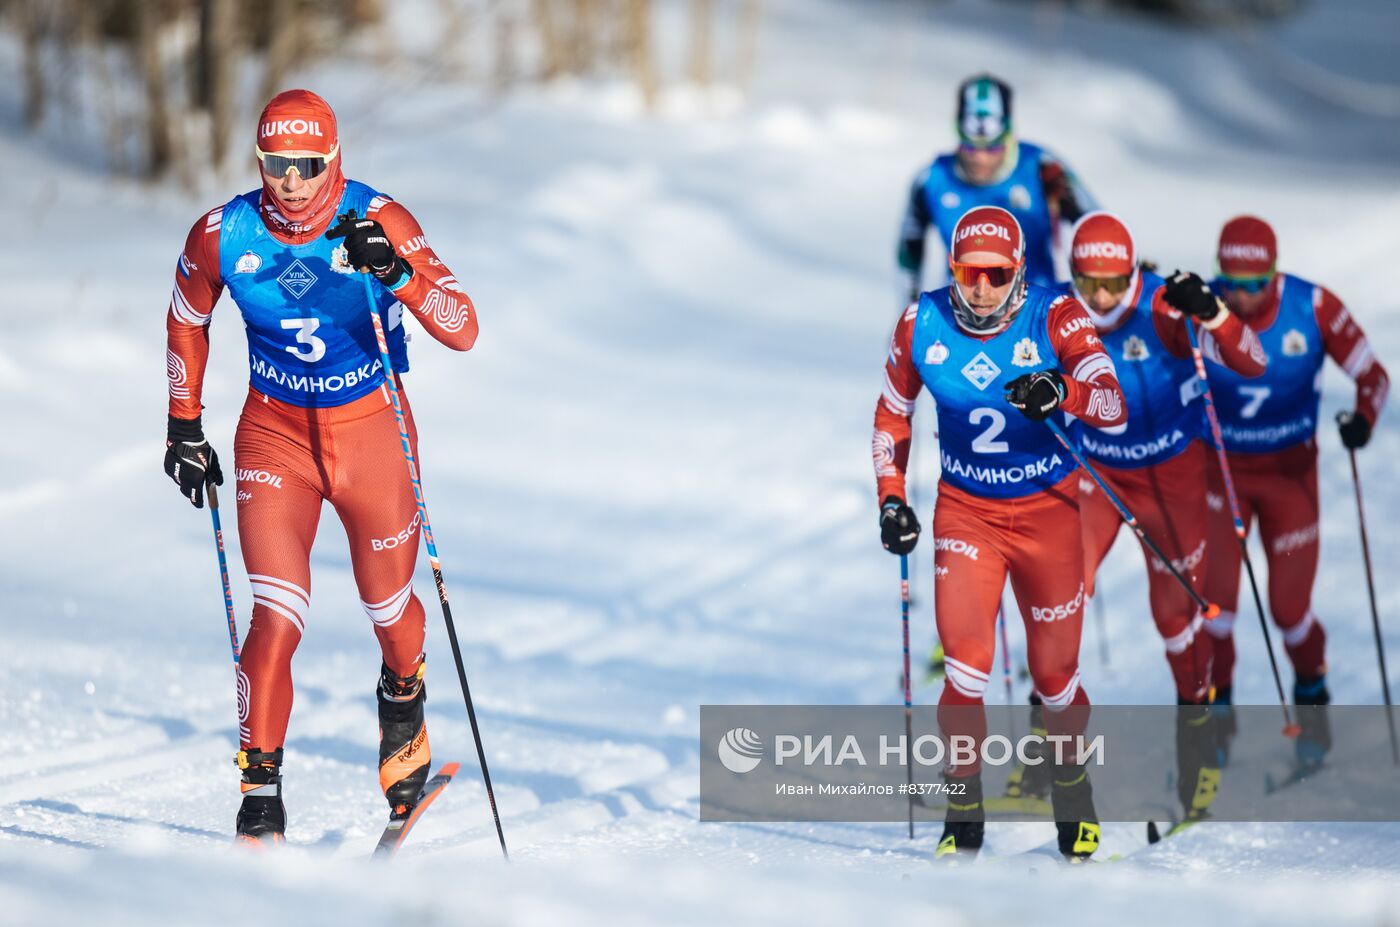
2 0 1399 922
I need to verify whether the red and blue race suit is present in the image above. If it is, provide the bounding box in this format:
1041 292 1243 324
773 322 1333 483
1200 273 1388 693
166 180 476 753
897 141 1093 296
1067 272 1266 701
873 284 1124 769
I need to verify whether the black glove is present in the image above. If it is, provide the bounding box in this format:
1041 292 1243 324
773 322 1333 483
326 215 413 288
1005 369 1066 421
1337 410 1372 450
164 414 223 508
1055 189 1084 225
880 496 921 555
1041 162 1084 224
1162 270 1221 322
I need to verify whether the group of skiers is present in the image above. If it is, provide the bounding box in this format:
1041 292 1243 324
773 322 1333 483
160 78 1386 857
874 74 1389 860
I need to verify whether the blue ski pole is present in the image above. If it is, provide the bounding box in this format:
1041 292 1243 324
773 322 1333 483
206 483 248 744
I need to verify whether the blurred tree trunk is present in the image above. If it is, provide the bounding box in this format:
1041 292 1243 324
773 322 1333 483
259 0 301 105
494 9 518 93
432 0 472 80
534 0 564 80
134 0 173 177
198 0 238 164
624 0 655 107
72 0 128 175
687 0 712 86
571 0 597 74
347 0 381 27
18 0 46 128
50 1 81 123
735 0 763 93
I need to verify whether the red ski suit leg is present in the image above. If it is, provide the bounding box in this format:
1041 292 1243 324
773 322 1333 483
1202 443 1326 692
934 473 1091 775
233 383 428 752
1079 441 1213 702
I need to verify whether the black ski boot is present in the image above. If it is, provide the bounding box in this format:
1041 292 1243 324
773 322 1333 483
378 661 430 816
235 747 285 847
934 774 984 861
1211 685 1237 767
1175 701 1221 827
1003 697 1052 805
1051 764 1100 862
1294 675 1332 771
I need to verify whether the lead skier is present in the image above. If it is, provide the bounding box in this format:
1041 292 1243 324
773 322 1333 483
896 74 1094 302
874 205 1126 861
162 90 478 844
1200 216 1388 764
1066 211 1266 822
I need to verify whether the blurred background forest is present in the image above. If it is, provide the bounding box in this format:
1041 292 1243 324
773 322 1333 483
5 0 761 183
3 0 1312 185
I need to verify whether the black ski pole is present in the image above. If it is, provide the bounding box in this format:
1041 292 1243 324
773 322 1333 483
1185 324 1299 738
330 210 509 859
1044 420 1219 619
900 553 915 840
1341 430 1399 765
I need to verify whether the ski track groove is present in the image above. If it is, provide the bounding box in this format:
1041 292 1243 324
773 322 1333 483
412 766 699 859
4 727 175 779
0 736 230 806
